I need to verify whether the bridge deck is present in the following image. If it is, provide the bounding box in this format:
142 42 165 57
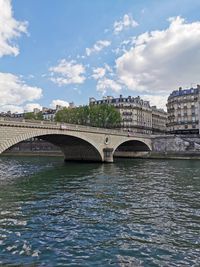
0 117 152 139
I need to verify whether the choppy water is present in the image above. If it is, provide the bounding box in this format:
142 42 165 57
0 156 200 266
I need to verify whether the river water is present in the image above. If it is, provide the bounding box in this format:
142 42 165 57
0 156 200 266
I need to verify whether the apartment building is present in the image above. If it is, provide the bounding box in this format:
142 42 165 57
89 95 167 134
167 85 200 134
152 106 168 134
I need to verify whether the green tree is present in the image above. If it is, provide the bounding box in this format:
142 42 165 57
55 104 121 128
55 106 89 125
90 104 121 128
55 107 76 124
24 111 43 120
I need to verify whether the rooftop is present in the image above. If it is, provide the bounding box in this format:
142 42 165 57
168 85 200 99
89 95 151 107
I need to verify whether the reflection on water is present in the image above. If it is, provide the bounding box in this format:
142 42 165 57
0 156 200 266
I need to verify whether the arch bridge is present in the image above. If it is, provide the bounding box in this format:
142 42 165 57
0 118 152 163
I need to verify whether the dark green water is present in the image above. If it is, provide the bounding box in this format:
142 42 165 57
0 157 200 267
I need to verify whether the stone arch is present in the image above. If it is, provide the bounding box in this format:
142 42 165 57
1 131 103 162
113 139 151 159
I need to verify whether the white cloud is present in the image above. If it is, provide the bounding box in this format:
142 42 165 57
92 64 113 80
97 78 122 95
0 72 43 111
0 0 28 57
116 16 200 94
104 64 113 73
112 37 136 56
91 64 118 94
49 59 86 86
50 99 69 108
24 103 42 112
86 40 111 56
0 104 24 113
121 36 136 47
113 14 138 35
142 95 168 110
92 67 106 80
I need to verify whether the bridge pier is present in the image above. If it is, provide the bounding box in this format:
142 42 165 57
103 148 114 163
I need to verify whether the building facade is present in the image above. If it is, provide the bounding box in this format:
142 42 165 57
0 102 75 122
42 108 56 121
152 106 168 134
89 95 167 134
167 85 200 134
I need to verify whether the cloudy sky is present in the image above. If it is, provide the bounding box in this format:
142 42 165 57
1 0 200 112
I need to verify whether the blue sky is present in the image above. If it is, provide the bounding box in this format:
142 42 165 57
1 0 200 112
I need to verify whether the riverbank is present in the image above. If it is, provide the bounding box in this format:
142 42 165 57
3 150 200 160
114 151 200 160
148 151 200 160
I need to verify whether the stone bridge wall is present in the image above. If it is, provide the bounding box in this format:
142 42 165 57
150 135 200 159
2 118 200 161
0 118 152 162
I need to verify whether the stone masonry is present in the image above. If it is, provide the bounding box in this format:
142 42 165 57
0 118 152 163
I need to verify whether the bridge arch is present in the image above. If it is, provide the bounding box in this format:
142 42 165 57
1 132 103 162
113 138 151 159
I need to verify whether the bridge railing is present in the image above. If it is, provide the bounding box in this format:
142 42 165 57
0 116 152 137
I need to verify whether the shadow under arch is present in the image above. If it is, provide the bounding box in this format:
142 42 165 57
113 139 151 159
2 133 103 162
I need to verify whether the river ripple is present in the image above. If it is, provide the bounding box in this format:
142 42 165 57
0 157 200 266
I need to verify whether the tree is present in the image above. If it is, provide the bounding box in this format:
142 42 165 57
90 104 121 128
55 107 72 123
55 104 121 128
24 111 43 120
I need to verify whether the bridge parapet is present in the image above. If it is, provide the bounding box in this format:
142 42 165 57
0 117 153 138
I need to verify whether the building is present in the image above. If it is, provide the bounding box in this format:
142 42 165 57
89 95 167 134
69 102 75 108
42 109 56 121
42 103 75 121
167 85 200 134
33 108 41 114
0 111 24 120
0 102 73 122
152 106 168 134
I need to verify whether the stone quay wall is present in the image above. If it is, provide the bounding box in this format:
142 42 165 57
150 135 200 159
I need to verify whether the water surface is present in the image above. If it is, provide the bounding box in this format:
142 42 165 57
0 157 200 266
